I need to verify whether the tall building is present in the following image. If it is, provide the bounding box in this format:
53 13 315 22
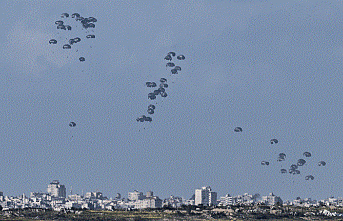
194 186 217 206
47 180 66 198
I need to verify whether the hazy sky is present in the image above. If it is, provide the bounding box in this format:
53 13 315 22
1 0 343 201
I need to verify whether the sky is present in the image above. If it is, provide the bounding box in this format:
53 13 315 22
1 0 343 201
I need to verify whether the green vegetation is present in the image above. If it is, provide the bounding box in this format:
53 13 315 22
1 205 343 220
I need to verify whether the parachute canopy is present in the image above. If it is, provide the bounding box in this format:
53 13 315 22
148 93 156 100
61 13 69 18
305 175 314 180
136 115 152 122
55 20 64 25
270 139 278 144
74 37 81 43
303 152 311 157
318 161 326 166
166 62 175 67
86 34 95 39
161 92 168 98
57 25 66 30
234 127 242 132
147 109 154 114
177 55 185 60
174 66 181 71
71 13 80 18
297 159 306 166
63 44 71 49
69 122 76 127
164 55 172 61
168 52 176 57
49 39 57 44
160 83 168 88
148 104 155 110
290 164 298 170
171 69 178 74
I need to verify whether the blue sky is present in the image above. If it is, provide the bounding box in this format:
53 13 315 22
1 0 343 201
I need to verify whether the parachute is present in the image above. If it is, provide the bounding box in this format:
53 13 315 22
277 153 286 161
57 25 66 30
148 104 156 110
160 83 168 88
318 161 326 166
76 17 84 21
153 89 160 96
174 66 181 71
49 39 57 44
234 127 242 132
160 78 167 83
305 175 314 180
171 69 178 74
303 152 311 157
61 13 69 18
290 164 298 170
74 37 81 43
71 13 80 18
148 93 156 100
270 139 278 144
168 52 176 57
69 122 76 127
146 82 157 87
55 20 64 25
160 92 168 98
88 17 97 22
69 39 76 45
297 159 306 166
63 44 71 49
177 55 185 60
166 62 175 67
136 115 146 122
147 109 154 114
86 34 96 39
164 55 172 61
289 169 300 175
279 153 286 159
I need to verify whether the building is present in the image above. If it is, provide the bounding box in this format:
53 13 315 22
85 192 103 199
261 193 283 205
128 190 144 201
47 180 66 198
194 186 217 206
135 197 162 209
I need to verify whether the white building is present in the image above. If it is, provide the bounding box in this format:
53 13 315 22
261 193 283 205
85 192 103 199
47 180 66 198
195 186 217 206
135 197 162 209
128 190 144 201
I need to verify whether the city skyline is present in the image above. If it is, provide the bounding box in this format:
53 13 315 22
0 0 342 201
